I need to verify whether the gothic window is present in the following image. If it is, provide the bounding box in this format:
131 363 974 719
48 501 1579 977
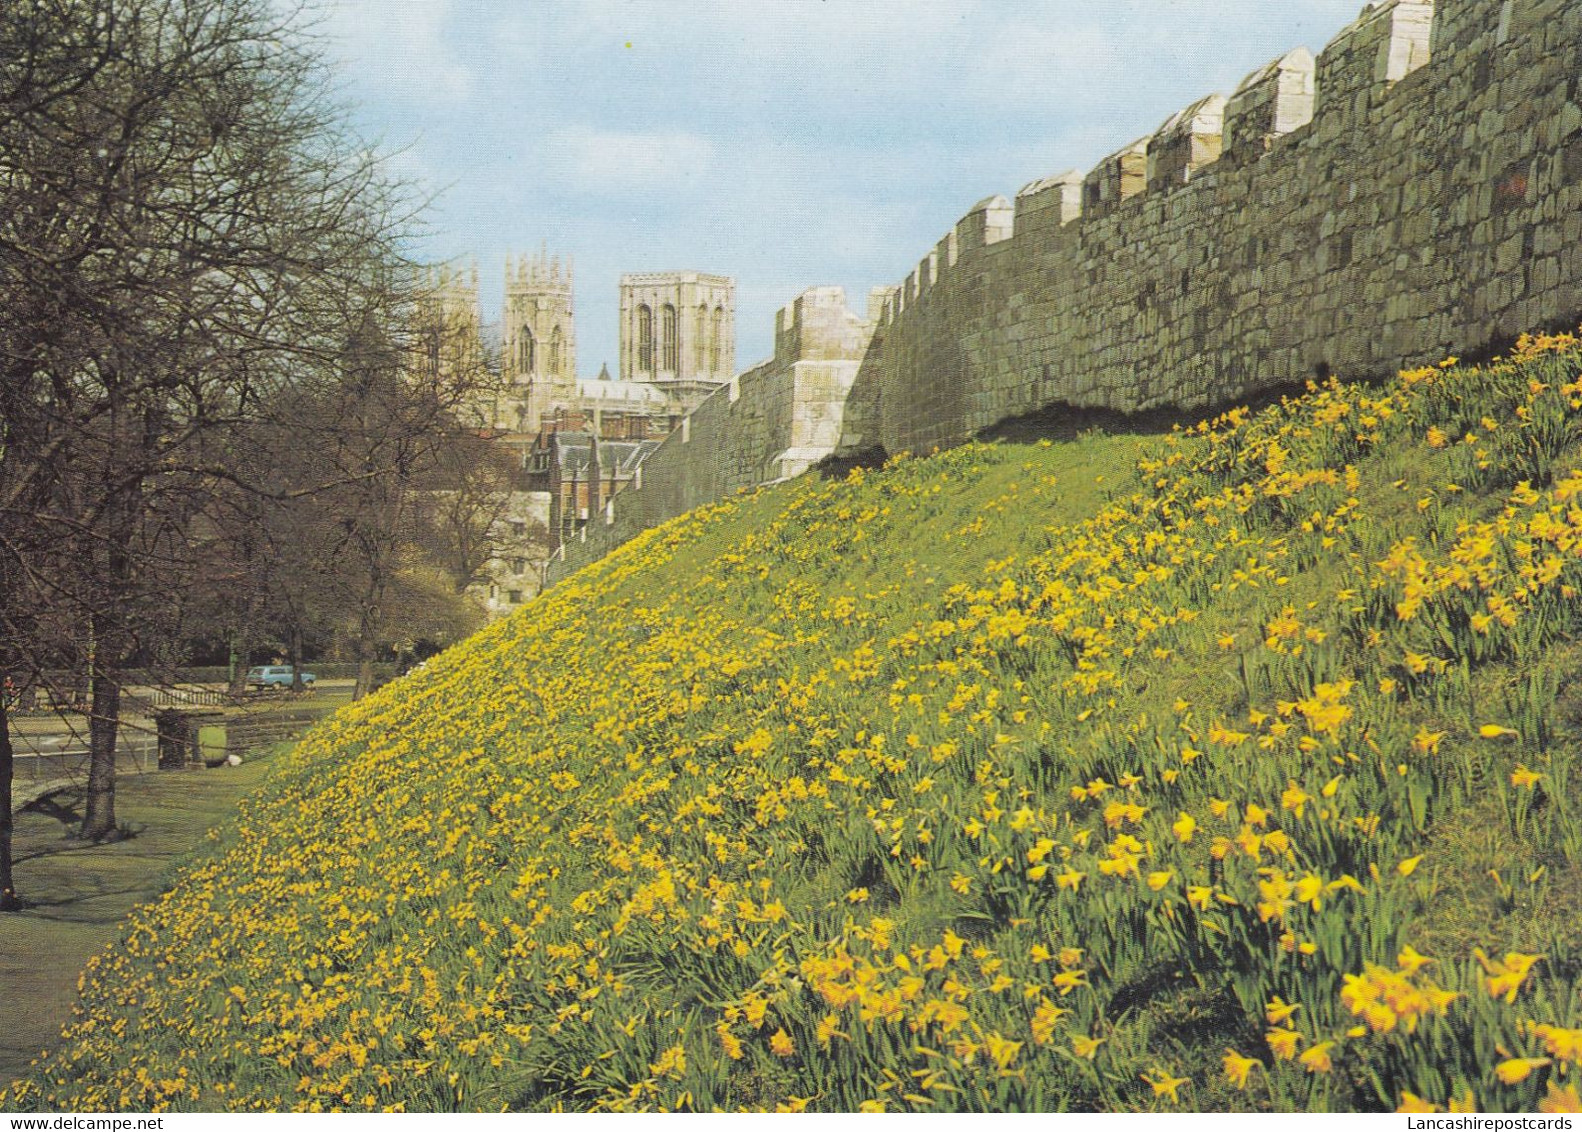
662 304 678 373
711 305 725 375
696 304 708 371
637 304 654 374
549 326 563 375
519 324 535 375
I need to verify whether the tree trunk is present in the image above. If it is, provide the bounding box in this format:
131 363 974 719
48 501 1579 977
81 445 138 841
0 675 19 911
79 664 121 841
354 609 376 700
228 634 249 698
352 560 384 701
289 623 303 693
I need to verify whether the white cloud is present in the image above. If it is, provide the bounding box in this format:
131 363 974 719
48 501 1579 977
315 0 477 106
547 128 714 195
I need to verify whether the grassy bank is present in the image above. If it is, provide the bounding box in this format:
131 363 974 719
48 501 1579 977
8 332 1582 1112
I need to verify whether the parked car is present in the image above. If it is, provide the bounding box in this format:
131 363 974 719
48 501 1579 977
245 665 315 691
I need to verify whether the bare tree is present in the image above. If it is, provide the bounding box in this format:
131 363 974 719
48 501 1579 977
282 294 491 699
412 431 522 595
0 0 422 860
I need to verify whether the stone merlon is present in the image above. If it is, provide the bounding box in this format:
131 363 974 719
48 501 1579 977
1016 171 1084 233
1147 93 1226 192
1223 48 1315 162
1082 137 1149 218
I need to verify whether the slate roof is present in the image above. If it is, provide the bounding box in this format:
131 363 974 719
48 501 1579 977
549 434 662 478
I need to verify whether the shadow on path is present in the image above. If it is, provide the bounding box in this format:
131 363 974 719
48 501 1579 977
0 755 276 1088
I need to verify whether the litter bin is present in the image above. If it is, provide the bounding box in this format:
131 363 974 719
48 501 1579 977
155 709 228 769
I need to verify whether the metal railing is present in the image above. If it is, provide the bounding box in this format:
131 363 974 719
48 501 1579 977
136 687 230 708
10 729 159 781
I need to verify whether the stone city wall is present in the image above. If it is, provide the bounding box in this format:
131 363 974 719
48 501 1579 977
548 287 875 580
862 0 1582 455
548 0 1582 585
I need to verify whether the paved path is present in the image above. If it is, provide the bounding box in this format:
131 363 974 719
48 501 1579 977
0 752 276 1088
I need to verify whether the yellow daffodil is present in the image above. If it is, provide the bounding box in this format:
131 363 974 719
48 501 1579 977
1070 1034 1106 1060
1052 969 1089 997
1265 1027 1301 1060
1140 1069 1189 1103
1495 1057 1552 1085
1265 996 1300 1026
1512 765 1542 790
1474 950 1543 1003
1298 1041 1335 1074
1540 1082 1582 1113
1397 945 1434 975
1222 1048 1261 1091
1398 1092 1440 1113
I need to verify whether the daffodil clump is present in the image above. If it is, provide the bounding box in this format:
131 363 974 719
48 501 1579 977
8 332 1582 1112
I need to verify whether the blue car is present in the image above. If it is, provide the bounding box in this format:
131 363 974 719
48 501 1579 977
245 665 315 691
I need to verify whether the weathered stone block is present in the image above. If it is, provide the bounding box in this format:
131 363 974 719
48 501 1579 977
1225 48 1316 162
1082 138 1148 217
1316 0 1434 124
1148 94 1227 192
1431 0 1504 58
954 195 1015 254
1015 171 1083 234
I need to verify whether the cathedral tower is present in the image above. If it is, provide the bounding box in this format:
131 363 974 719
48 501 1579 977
619 272 735 415
416 260 489 428
503 245 577 432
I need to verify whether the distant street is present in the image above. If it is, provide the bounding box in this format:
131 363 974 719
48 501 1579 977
7 680 355 784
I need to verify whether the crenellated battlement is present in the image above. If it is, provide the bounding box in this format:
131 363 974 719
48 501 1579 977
1082 138 1149 219
1312 0 1433 126
507 244 573 292
420 259 481 308
775 286 873 364
1014 171 1083 235
891 0 1453 311
954 194 1015 258
549 0 1582 585
865 0 1582 455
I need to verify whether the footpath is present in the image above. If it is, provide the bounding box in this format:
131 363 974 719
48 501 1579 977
0 729 290 1086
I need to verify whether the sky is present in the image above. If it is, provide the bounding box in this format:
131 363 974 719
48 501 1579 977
312 0 1369 375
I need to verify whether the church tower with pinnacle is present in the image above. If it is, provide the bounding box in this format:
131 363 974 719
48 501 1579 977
502 245 577 433
416 259 490 428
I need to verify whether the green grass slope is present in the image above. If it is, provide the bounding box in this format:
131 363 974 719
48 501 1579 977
10 334 1582 1113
